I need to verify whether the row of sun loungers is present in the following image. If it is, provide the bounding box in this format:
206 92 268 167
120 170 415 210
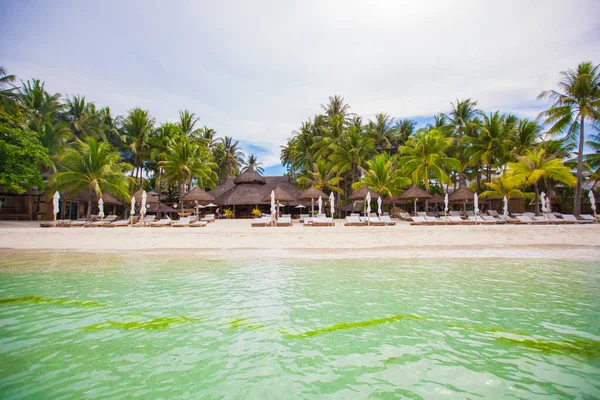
40 214 216 227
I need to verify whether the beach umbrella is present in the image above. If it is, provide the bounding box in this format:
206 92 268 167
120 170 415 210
473 192 479 224
317 196 322 215
298 186 327 216
444 193 449 221
270 190 276 223
590 190 597 222
377 196 382 217
329 192 335 217
503 196 508 218
140 190 147 226
449 187 475 213
295 204 306 209
130 196 135 225
52 191 60 227
540 192 548 216
365 191 372 226
98 197 105 224
399 186 431 214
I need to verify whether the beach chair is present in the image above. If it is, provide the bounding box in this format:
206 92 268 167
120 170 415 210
190 220 208 227
513 215 545 225
201 214 216 223
417 212 428 217
560 214 593 224
172 217 191 227
449 211 462 218
299 214 309 223
87 215 118 227
344 216 366 226
276 215 293 227
398 212 412 221
468 215 495 225
465 211 475 217
410 216 433 226
487 210 501 217
379 215 396 226
580 214 596 222
482 215 504 224
312 217 335 226
251 216 273 227
448 216 474 225
366 215 385 226
424 216 444 225
111 218 136 227
150 217 172 227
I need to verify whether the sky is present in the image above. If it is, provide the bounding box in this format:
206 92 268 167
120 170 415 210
2 0 599 175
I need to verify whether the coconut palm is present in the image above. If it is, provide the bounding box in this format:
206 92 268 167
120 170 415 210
242 154 264 174
321 95 350 118
122 108 155 186
584 123 600 185
298 159 343 194
49 138 132 220
479 177 532 215
0 66 17 106
160 137 217 199
513 119 542 159
352 153 410 197
367 113 397 153
214 136 244 182
538 61 600 216
505 148 576 215
398 129 461 192
19 79 63 133
64 95 101 140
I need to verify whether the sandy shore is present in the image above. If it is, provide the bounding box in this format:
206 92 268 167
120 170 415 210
1 219 599 260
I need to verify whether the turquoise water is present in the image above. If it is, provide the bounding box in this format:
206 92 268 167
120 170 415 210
0 253 599 399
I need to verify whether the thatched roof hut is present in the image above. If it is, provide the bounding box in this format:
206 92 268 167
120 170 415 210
448 187 474 202
181 186 215 203
429 193 444 204
298 186 328 201
399 186 432 200
233 167 266 184
132 188 159 203
261 186 296 202
348 186 379 200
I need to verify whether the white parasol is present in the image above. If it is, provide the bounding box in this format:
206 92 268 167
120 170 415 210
590 190 597 223
52 191 60 227
295 204 306 209
473 192 479 224
540 191 548 215
503 196 508 219
270 190 276 222
140 190 147 226
130 195 135 225
317 196 322 215
377 196 382 217
365 191 372 226
329 192 335 217
444 192 449 222
98 197 105 224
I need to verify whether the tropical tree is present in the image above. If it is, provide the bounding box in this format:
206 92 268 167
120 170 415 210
19 79 64 133
298 159 343 194
398 129 461 192
214 136 244 182
160 137 217 199
64 95 101 140
367 113 397 153
585 122 600 185
512 119 542 159
0 66 17 106
479 176 532 214
122 108 155 186
538 61 600 216
505 148 576 215
352 153 410 197
49 138 131 220
242 154 264 174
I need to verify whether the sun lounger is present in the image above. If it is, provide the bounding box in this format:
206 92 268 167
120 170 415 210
410 216 433 226
448 216 474 225
110 218 135 227
379 215 396 226
416 212 428 217
345 216 366 226
137 215 156 226
299 214 310 223
580 214 596 221
513 215 545 225
172 217 191 227
310 217 334 226
190 220 208 227
87 215 118 227
150 217 172 227
251 216 273 227
276 216 293 227
487 210 500 217
560 214 593 224
40 220 70 227
449 211 462 217
398 212 412 221
365 216 385 226
468 215 495 225
201 214 216 223
482 215 504 224
465 211 475 217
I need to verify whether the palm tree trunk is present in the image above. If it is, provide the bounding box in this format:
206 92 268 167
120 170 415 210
574 114 585 217
87 189 93 221
157 169 162 219
476 165 481 193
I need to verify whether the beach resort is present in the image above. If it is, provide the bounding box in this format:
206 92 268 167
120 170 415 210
2 1 600 398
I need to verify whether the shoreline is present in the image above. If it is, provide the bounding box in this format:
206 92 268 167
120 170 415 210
1 220 599 260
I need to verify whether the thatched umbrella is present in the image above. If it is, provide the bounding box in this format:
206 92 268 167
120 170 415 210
298 186 327 216
348 186 379 200
448 187 475 212
132 188 159 203
399 186 432 214
262 185 295 217
181 187 215 220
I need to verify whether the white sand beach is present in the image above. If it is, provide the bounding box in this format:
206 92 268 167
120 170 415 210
1 220 599 260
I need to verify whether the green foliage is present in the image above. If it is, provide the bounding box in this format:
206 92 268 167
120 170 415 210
353 153 410 197
0 108 49 193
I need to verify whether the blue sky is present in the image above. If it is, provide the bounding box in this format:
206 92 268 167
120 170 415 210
2 0 599 176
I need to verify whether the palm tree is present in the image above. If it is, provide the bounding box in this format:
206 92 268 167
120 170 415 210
0 66 17 106
64 95 101 140
398 129 461 192
352 153 410 197
242 154 264 174
513 119 542 159
505 148 576 215
122 108 155 186
160 137 217 199
538 61 600 216
214 136 244 182
178 109 203 139
367 113 397 153
19 79 63 133
49 138 132 220
585 123 600 185
394 118 417 148
298 159 343 194
321 95 350 118
479 176 532 214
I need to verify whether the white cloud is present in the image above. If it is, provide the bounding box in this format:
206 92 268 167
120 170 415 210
2 0 599 168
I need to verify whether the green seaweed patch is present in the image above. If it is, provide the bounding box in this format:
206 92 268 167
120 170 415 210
229 318 264 330
286 314 423 339
446 322 528 336
0 296 105 307
83 316 201 331
496 337 600 359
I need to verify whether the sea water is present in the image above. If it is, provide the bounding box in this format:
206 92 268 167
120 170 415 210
0 252 598 399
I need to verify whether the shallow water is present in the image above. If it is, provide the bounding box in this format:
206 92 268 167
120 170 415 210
0 252 599 399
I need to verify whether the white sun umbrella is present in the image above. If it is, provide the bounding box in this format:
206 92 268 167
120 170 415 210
329 192 335 217
270 190 276 223
590 190 597 222
444 192 449 221
140 190 147 226
295 204 306 209
98 197 105 224
540 191 548 219
473 192 479 224
317 196 323 215
377 196 382 217
503 196 508 219
52 191 60 227
130 195 135 225
365 191 372 226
